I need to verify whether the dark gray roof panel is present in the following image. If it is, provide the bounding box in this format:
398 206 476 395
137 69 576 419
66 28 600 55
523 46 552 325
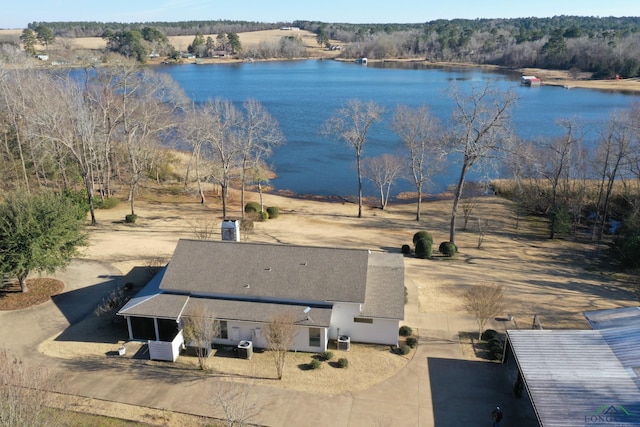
360 252 405 320
159 239 369 303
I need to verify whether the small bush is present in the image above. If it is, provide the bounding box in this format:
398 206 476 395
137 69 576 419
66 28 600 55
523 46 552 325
406 337 418 348
481 329 499 341
404 286 408 304
401 244 411 254
259 211 269 221
244 201 261 213
308 359 322 370
94 197 119 209
439 241 458 257
415 238 432 259
337 357 349 368
125 214 137 223
398 345 411 355
412 231 433 245
487 338 504 360
319 351 334 361
399 325 413 337
266 206 280 219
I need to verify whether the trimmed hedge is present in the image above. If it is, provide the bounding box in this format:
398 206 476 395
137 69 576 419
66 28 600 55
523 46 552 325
401 244 411 254
308 359 322 370
319 351 334 361
337 357 349 368
439 241 458 257
412 231 433 245
266 206 280 218
398 345 411 355
415 238 432 259
399 325 413 337
406 337 418 348
481 329 499 341
244 201 261 213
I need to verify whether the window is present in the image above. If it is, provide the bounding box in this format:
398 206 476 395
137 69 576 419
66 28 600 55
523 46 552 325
309 328 321 347
218 320 228 339
354 317 373 324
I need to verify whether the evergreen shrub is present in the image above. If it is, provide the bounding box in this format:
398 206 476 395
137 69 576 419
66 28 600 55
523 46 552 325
266 206 280 218
439 241 458 257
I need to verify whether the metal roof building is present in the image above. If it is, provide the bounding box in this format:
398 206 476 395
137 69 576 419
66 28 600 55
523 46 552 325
506 307 640 427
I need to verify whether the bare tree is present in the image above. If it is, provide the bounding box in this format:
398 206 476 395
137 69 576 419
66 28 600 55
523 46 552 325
322 99 384 218
114 65 187 216
539 119 584 239
462 283 505 340
188 217 218 240
203 99 243 219
237 99 284 217
0 62 37 193
462 198 477 231
362 154 404 210
391 105 445 221
447 84 516 243
181 103 212 204
248 161 273 213
591 111 635 240
0 349 60 427
211 380 264 427
182 300 220 370
265 311 298 380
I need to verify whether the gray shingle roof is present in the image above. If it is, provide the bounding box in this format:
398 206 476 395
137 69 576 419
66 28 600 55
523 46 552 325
361 252 405 319
120 240 405 323
160 239 370 303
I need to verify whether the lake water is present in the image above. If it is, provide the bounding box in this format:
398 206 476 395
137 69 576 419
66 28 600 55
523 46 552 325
155 60 640 198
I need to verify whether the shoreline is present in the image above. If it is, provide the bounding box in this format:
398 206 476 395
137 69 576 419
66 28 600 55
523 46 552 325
152 56 640 94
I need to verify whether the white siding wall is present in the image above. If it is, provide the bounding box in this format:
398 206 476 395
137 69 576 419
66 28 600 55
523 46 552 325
329 302 399 346
212 320 327 352
148 330 183 362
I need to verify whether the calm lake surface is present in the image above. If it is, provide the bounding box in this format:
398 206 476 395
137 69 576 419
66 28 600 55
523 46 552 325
155 60 640 198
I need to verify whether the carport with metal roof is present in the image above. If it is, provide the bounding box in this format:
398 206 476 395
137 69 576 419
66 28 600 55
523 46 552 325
506 307 640 427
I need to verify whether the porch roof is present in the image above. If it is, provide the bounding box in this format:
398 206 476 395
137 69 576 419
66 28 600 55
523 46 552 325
119 293 332 328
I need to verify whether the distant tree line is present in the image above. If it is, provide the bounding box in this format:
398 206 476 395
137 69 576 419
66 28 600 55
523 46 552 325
24 16 640 76
27 20 280 38
295 16 640 78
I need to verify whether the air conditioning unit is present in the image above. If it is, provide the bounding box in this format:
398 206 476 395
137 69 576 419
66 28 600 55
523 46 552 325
237 340 253 359
337 335 350 351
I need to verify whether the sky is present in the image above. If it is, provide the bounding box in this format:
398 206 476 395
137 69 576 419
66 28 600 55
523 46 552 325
3 0 640 29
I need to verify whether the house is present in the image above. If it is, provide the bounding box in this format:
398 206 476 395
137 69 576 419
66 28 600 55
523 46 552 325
118 239 405 361
520 75 541 86
506 307 640 426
